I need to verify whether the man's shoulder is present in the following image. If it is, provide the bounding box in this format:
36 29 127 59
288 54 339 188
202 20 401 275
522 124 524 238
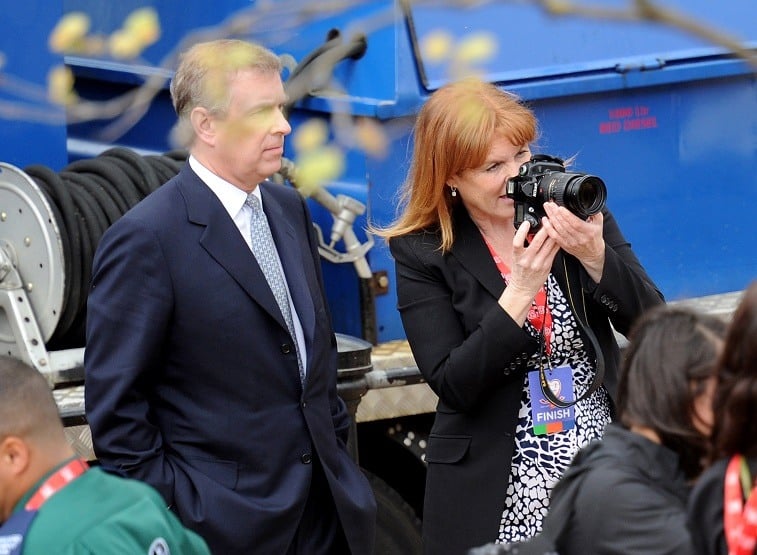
124 174 184 218
94 177 179 240
102 172 199 242
73 478 210 555
27 467 210 554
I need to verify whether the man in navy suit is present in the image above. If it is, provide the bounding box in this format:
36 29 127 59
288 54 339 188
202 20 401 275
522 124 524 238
84 39 376 555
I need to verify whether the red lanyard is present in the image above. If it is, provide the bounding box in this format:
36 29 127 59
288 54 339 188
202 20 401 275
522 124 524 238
25 458 89 511
483 236 552 354
724 454 757 555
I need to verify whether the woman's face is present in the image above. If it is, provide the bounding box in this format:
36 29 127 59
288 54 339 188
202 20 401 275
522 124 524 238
448 137 531 228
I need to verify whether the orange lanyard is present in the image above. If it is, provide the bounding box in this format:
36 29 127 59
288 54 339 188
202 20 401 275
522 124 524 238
25 458 89 511
724 454 757 555
483 235 552 354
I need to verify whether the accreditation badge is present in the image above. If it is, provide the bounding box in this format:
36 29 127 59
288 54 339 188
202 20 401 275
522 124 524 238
528 365 575 435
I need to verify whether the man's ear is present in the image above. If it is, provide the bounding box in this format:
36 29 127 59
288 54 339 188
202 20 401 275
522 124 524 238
190 106 217 146
0 436 30 477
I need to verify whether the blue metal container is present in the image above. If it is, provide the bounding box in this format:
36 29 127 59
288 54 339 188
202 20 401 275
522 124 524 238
5 0 755 342
2 1 68 169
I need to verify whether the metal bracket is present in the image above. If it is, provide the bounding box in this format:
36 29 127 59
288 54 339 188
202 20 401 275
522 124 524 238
0 255 52 377
314 222 374 274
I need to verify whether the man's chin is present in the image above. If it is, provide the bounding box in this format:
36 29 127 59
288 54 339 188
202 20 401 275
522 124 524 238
261 159 284 179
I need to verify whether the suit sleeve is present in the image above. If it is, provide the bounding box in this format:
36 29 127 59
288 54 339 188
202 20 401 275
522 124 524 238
390 233 539 412
587 208 664 336
84 216 176 505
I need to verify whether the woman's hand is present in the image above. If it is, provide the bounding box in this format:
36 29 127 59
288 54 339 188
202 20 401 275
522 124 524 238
542 201 605 282
498 220 560 325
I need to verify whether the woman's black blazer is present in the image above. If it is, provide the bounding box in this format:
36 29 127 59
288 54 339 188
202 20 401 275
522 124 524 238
389 203 664 555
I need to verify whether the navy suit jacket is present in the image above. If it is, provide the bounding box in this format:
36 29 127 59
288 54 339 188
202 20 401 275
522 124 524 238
85 165 376 554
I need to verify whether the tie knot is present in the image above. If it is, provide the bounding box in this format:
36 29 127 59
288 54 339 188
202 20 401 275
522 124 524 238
245 193 261 212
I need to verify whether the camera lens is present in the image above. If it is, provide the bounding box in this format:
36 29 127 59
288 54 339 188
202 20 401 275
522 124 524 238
548 173 606 219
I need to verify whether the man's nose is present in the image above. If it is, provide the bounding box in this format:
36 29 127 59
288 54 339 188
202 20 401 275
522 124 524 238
275 110 292 136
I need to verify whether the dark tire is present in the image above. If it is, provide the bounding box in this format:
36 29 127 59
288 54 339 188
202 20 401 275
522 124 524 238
365 469 423 555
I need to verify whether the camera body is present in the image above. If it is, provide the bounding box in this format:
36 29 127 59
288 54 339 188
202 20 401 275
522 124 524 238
506 154 607 231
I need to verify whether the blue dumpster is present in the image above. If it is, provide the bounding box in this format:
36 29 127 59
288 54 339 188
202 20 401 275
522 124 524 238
4 0 755 342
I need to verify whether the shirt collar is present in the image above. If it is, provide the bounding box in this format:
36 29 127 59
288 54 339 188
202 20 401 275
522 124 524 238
188 155 262 219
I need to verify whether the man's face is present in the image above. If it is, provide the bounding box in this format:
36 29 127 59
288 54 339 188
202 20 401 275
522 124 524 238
212 68 291 190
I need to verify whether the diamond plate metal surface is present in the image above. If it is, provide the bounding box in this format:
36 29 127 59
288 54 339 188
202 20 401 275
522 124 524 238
54 385 95 459
54 384 84 411
357 339 437 422
356 383 438 423
63 425 95 461
370 339 417 370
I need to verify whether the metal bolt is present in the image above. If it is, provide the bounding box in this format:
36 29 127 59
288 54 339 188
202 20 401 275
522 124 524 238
24 237 31 247
26 283 33 292
38 358 47 367
1 212 6 221
377 275 389 288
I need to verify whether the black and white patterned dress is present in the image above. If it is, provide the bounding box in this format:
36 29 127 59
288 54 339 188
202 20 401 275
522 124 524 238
496 274 612 543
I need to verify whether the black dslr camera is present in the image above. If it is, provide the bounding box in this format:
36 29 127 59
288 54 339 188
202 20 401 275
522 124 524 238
506 154 607 231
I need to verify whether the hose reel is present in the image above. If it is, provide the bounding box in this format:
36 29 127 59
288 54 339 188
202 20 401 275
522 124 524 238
0 149 187 382
0 163 66 371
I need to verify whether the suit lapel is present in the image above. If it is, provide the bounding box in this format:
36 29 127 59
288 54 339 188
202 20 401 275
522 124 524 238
449 205 506 298
178 167 287 331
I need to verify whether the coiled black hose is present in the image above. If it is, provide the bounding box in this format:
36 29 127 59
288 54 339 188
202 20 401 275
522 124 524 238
24 148 189 349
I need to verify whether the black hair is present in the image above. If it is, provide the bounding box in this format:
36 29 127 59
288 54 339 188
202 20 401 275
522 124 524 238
616 305 726 480
710 280 757 460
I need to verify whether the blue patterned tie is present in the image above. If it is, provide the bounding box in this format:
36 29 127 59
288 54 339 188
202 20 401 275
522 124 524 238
246 193 305 383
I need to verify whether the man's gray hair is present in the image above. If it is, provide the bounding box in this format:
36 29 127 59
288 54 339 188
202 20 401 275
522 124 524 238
169 39 283 148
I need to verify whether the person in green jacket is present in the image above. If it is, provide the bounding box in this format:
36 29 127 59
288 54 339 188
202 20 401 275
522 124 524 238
0 355 211 554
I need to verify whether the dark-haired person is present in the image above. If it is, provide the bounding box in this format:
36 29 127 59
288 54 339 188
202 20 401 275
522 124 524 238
543 305 727 554
469 304 727 555
0 356 210 554
375 76 663 554
688 280 757 555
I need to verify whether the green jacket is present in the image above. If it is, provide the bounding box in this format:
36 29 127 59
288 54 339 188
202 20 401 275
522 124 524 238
14 462 210 554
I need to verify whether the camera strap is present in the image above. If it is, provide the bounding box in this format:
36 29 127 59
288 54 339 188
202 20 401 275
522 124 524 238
483 235 605 409
537 326 604 409
539 258 606 408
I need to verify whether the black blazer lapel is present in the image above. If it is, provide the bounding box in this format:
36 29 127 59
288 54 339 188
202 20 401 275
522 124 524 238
449 205 506 299
178 167 288 331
